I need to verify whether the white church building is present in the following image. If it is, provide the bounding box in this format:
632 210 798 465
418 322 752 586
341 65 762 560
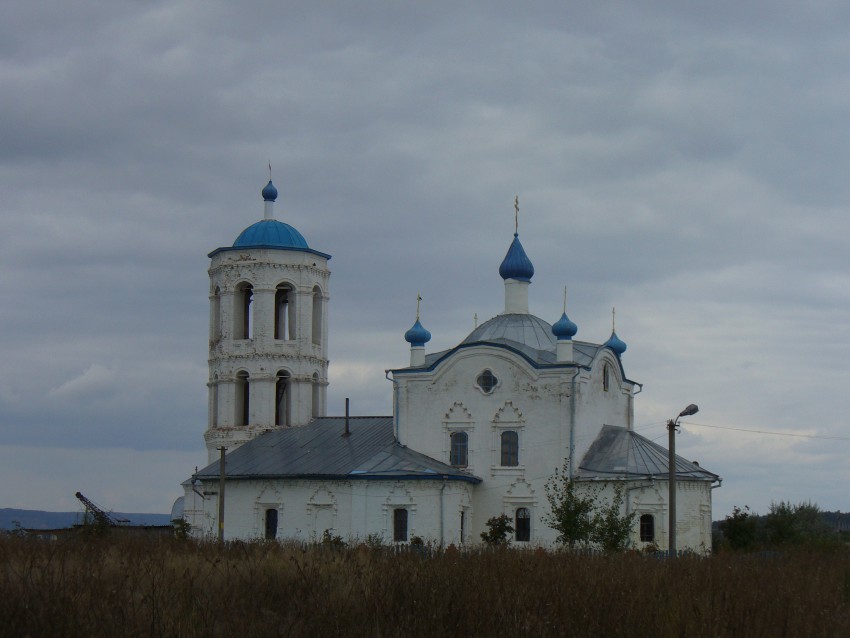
180 181 719 550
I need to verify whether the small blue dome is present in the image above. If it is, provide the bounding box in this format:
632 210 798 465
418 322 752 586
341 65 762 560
552 312 578 340
404 319 432 347
233 219 309 249
604 330 627 355
499 234 535 282
262 180 278 202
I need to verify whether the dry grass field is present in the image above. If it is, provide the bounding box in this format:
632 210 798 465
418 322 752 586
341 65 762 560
1 534 848 637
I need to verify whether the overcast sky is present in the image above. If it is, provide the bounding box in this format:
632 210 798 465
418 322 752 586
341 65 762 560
2 1 849 519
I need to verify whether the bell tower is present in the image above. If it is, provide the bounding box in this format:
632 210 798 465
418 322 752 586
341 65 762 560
203 180 331 462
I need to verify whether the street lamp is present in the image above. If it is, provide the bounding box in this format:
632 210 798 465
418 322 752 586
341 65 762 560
668 403 698 555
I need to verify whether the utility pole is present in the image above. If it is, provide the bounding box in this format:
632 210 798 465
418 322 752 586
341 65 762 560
668 404 699 557
667 418 677 556
218 446 226 542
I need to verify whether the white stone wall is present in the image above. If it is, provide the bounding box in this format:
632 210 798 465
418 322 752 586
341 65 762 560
393 341 639 546
592 479 714 552
183 478 475 545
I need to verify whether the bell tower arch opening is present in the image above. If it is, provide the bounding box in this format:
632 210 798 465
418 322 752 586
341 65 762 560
234 282 253 340
312 285 323 346
276 370 291 426
275 283 296 341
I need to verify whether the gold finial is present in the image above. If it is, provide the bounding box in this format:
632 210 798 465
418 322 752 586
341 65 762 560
514 195 519 235
416 294 422 321
612 306 616 331
563 286 568 314
474 312 478 329
268 161 272 180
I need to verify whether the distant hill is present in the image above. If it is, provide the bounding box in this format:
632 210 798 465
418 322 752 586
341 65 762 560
1 508 173 530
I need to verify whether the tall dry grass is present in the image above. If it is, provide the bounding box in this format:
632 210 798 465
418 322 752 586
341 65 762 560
1 534 848 637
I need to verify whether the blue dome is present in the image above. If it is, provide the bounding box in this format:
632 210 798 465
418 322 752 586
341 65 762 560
262 180 278 202
499 234 534 282
604 330 627 355
233 219 309 249
552 312 578 340
404 319 432 347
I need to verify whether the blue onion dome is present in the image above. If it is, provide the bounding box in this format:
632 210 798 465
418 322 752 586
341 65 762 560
604 330 627 355
552 312 578 340
499 234 535 282
261 180 278 202
233 220 309 249
404 319 432 347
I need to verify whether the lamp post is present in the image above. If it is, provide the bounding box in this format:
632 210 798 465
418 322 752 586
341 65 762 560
668 403 698 556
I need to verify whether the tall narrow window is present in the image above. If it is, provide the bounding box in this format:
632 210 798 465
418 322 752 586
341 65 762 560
275 284 296 340
500 430 519 467
312 286 322 346
265 508 278 540
460 510 466 544
603 364 610 392
515 508 531 542
211 286 221 342
235 371 249 426
311 372 320 419
393 508 408 542
450 431 468 467
234 283 253 339
276 371 291 426
211 374 219 427
640 514 655 542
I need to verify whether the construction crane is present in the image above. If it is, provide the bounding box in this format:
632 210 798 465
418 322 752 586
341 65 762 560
75 491 129 527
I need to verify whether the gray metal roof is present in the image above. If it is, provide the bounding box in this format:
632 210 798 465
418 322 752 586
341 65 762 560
464 313 557 351
576 425 719 481
193 417 481 483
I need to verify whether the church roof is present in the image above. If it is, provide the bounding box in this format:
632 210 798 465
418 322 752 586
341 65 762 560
396 313 607 372
192 417 481 483
464 313 556 351
207 219 332 259
576 425 719 481
233 219 310 249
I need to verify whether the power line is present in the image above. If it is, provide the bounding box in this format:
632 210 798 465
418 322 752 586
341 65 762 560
680 420 850 442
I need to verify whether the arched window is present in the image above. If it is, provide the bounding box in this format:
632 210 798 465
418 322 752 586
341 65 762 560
211 286 221 342
640 514 655 543
603 363 610 392
311 372 320 419
393 508 408 542
450 431 468 467
515 507 531 542
312 286 322 346
477 369 498 394
500 430 519 467
275 284 296 341
234 283 253 340
276 371 291 426
264 508 278 540
235 371 249 426
211 374 219 427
